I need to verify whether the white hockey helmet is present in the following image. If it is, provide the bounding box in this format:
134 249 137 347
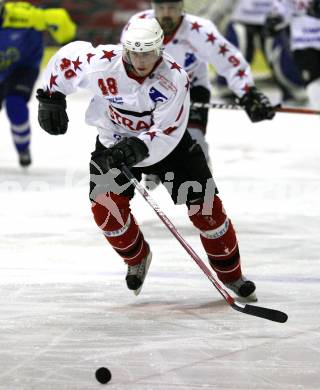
123 18 164 56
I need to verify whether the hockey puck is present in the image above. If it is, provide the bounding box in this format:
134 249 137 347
95 367 112 384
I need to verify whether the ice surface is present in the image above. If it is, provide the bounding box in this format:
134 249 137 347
0 86 320 389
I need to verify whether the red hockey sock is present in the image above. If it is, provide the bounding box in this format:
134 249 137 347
189 195 242 283
91 193 149 265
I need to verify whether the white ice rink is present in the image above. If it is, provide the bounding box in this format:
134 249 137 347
0 87 320 389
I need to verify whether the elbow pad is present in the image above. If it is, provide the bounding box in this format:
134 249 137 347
43 9 77 44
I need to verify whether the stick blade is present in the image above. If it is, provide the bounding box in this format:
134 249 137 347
232 302 288 323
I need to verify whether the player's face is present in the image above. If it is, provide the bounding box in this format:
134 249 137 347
128 50 159 77
153 2 183 35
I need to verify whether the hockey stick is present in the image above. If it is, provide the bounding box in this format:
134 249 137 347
121 164 288 323
192 101 320 115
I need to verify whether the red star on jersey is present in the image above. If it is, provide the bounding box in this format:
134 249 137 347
206 33 217 44
101 50 116 62
72 56 82 71
236 69 246 79
169 61 182 73
242 84 251 93
138 13 148 18
191 21 202 32
86 53 95 64
49 74 58 89
145 131 157 141
219 44 229 56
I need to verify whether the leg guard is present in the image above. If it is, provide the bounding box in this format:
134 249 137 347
188 127 210 163
189 195 242 283
5 95 31 152
91 192 149 266
263 32 306 102
188 85 211 164
188 86 210 133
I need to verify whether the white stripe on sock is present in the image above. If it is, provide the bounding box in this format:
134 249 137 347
103 215 131 237
201 218 229 239
11 121 30 132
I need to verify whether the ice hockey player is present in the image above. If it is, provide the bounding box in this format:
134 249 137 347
266 0 320 109
213 0 306 105
0 0 76 166
37 18 257 300
124 0 276 165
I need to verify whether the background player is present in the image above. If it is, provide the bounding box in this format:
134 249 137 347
213 0 306 105
266 0 320 109
0 0 76 166
124 0 275 167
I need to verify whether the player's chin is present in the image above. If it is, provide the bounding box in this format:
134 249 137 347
161 20 175 34
136 68 149 77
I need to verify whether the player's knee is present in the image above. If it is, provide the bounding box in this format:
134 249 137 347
188 195 227 231
91 193 130 231
5 95 29 123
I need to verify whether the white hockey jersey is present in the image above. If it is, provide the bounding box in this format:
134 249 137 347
231 0 273 25
124 11 254 97
272 0 320 50
41 41 190 167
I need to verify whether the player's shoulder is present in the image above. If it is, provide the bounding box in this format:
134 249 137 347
4 1 32 11
88 43 122 68
56 40 94 57
90 43 122 60
2 1 37 19
57 41 122 69
160 51 189 84
183 13 217 33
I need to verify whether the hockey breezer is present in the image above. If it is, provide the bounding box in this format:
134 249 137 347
121 164 288 324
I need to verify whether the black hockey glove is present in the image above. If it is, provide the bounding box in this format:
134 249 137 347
308 0 320 18
239 87 276 123
264 14 287 36
37 89 69 135
102 137 149 171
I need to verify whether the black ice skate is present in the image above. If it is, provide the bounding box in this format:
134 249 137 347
18 149 32 167
225 276 257 302
126 248 152 296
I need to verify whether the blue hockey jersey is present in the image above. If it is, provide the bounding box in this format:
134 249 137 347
0 21 43 83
